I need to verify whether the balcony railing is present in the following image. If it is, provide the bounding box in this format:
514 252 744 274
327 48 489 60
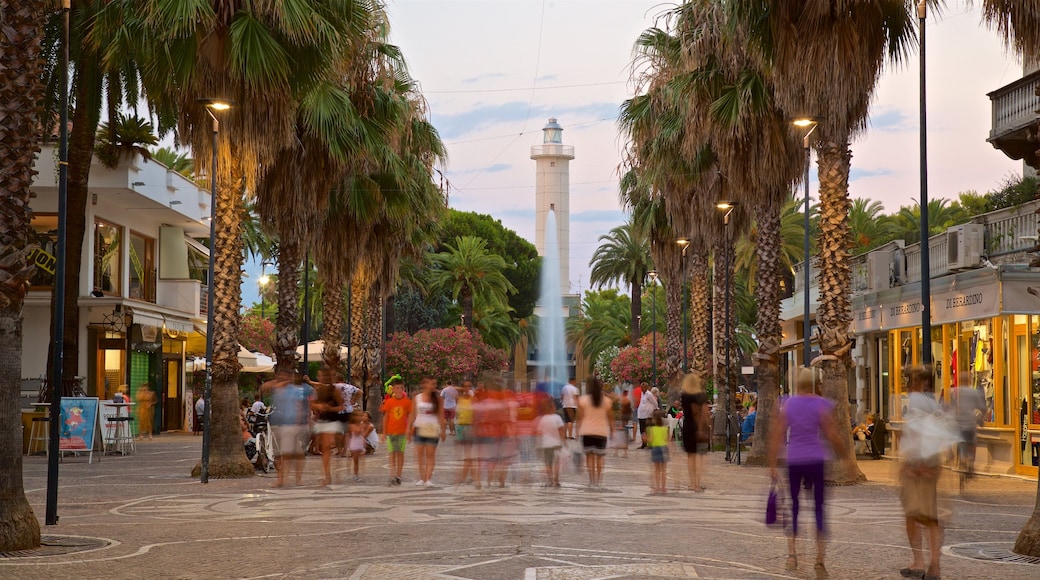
791 198 1040 294
989 70 1040 140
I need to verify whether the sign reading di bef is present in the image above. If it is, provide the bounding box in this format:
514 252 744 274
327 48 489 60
851 303 883 333
931 283 999 324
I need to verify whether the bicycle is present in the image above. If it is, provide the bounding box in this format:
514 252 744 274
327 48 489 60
249 407 277 473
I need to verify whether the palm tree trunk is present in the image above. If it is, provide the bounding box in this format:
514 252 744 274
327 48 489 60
630 281 642 345
0 0 47 549
197 173 253 478
1016 486 1040 556
349 276 366 383
747 195 783 466
363 293 384 422
816 141 863 484
274 239 302 373
461 286 474 334
689 248 710 373
321 280 344 373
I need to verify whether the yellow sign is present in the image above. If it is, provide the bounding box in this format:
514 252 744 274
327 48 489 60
27 247 56 275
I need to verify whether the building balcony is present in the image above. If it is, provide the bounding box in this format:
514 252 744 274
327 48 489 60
987 69 1040 168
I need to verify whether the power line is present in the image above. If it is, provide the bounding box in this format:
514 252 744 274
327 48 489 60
426 81 626 95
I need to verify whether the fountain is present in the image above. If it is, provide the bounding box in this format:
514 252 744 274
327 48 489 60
536 207 568 398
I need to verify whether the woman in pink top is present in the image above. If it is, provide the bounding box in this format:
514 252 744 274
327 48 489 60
576 377 613 487
767 367 846 578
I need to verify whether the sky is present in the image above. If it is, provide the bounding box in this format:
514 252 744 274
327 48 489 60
244 0 1024 306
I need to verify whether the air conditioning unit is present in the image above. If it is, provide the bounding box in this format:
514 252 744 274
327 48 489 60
947 224 985 270
866 251 889 290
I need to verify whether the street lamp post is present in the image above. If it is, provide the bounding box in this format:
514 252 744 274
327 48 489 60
677 239 690 373
918 0 932 366
791 116 821 368
46 0 72 525
258 273 270 319
648 270 658 388
717 202 738 462
198 98 232 485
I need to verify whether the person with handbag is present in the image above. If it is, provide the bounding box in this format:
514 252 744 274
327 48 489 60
408 375 446 487
680 373 711 492
767 367 847 579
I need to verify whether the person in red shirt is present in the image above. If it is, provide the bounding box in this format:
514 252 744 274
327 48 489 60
380 378 412 486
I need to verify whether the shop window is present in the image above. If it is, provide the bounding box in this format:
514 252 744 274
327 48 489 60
953 319 995 423
94 220 122 295
1029 316 1040 427
28 214 58 288
128 231 155 302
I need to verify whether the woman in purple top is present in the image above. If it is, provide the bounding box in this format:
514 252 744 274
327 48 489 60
768 367 846 578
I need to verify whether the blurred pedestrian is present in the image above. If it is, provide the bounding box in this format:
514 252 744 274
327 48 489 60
408 375 445 486
900 366 953 580
441 382 459 435
380 377 412 486
536 397 565 487
306 369 344 486
577 376 613 488
561 377 580 439
346 411 369 482
637 386 659 449
767 367 846 578
454 382 478 486
647 409 669 494
264 370 314 488
135 383 156 440
950 373 985 479
680 373 710 492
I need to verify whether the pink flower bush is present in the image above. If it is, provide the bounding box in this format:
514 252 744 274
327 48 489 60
240 314 275 356
386 327 508 385
610 332 667 387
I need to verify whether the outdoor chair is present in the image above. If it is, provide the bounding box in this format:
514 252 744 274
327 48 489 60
868 418 887 460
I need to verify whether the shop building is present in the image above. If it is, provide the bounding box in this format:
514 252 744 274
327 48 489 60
781 200 1040 477
22 145 211 432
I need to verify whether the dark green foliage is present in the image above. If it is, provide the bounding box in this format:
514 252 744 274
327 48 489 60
986 174 1038 212
437 210 540 321
391 288 453 334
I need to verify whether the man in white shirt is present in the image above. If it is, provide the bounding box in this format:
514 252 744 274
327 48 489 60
561 378 580 439
441 384 459 434
334 380 361 454
249 393 266 415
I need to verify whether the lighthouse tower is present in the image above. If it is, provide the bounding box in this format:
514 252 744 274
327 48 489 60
531 118 575 295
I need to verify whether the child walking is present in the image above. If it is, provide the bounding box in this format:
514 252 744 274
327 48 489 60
347 411 371 482
536 398 565 487
647 410 670 494
380 378 412 486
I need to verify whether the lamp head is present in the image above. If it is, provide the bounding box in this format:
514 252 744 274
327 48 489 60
258 274 270 286
197 98 234 111
676 238 690 248
647 270 658 282
716 201 738 211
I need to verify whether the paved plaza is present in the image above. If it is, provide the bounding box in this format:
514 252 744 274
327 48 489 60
4 434 1040 579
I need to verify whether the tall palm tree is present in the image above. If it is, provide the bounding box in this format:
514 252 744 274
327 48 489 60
981 0 1040 558
890 198 968 242
428 236 516 335
588 221 653 345
140 0 380 478
566 289 632 366
849 197 894 254
151 147 194 177
0 0 48 551
733 0 915 483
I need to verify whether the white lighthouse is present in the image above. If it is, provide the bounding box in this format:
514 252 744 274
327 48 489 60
531 118 574 295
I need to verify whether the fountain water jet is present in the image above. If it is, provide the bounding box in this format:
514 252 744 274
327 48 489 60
536 207 568 397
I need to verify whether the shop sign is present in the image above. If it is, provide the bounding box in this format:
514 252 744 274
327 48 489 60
851 303 883 333
932 283 999 324
886 299 925 329
1002 280 1040 313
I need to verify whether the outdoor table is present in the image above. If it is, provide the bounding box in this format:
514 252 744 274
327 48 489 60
103 402 135 455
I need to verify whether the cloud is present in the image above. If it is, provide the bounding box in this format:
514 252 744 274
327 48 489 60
868 108 914 132
570 209 626 223
537 74 558 82
432 101 620 139
849 167 894 180
461 72 508 84
454 163 513 175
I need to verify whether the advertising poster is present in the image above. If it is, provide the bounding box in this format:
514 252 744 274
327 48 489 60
59 397 99 451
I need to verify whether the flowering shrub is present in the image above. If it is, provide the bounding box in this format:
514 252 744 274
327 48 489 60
239 314 275 356
610 332 667 387
386 327 508 385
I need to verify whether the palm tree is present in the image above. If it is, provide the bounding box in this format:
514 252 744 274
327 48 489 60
890 198 968 242
151 147 194 177
566 289 632 366
428 236 516 335
849 197 894 254
0 0 48 552
732 0 915 484
588 221 653 345
980 0 1040 558
140 0 381 478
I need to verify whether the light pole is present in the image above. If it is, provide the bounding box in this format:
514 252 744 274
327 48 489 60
648 270 658 388
198 98 232 484
918 0 932 366
46 0 72 526
677 238 690 373
791 116 821 368
258 273 270 319
717 202 738 462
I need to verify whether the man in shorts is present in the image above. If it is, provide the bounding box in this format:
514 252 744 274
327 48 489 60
380 378 412 485
561 378 580 439
334 378 361 454
441 383 459 435
263 370 314 488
